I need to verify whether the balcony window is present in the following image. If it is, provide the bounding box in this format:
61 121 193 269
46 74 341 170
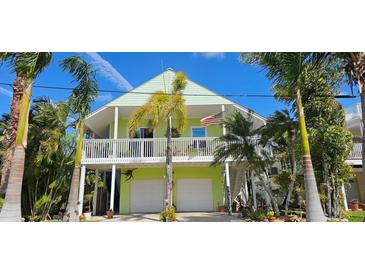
191 127 207 138
191 127 207 149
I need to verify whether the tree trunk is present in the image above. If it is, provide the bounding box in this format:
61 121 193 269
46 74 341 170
256 172 280 216
296 89 326 222
0 75 26 195
0 145 25 221
285 142 297 216
64 122 84 222
165 117 173 208
63 165 81 222
360 86 365 202
323 157 331 217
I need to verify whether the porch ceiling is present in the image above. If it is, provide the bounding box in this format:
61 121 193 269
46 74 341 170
85 104 266 138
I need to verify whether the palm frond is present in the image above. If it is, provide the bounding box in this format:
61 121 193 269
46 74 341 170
60 56 98 119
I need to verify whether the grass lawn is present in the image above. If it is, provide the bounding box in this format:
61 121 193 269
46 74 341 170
348 211 365 222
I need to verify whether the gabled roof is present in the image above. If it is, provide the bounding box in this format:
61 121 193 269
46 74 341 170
106 69 233 107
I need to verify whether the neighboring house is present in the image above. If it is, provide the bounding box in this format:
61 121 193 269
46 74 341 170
345 103 364 202
80 69 266 215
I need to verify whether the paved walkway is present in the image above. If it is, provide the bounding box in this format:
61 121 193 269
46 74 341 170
101 212 243 222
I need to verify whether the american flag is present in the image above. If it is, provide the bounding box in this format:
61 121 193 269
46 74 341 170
200 111 225 127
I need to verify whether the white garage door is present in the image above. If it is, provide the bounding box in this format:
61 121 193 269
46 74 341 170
131 180 164 213
177 179 213 212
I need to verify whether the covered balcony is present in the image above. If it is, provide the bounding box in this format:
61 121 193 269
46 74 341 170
81 137 223 165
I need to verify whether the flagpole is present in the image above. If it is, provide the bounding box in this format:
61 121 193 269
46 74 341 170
222 105 232 215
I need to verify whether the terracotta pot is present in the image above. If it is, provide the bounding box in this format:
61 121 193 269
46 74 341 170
106 210 114 219
268 216 276 222
218 206 225 213
350 202 359 211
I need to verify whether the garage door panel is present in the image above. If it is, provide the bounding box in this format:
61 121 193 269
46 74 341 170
177 179 213 212
131 180 164 213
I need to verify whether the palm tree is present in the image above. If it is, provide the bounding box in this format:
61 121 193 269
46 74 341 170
0 114 10 180
0 53 52 221
240 53 326 221
60 56 98 222
128 71 187 209
213 111 280 216
260 109 299 216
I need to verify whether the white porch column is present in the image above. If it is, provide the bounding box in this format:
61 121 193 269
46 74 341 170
110 164 116 211
92 169 99 215
222 104 232 215
78 165 87 216
114 107 119 139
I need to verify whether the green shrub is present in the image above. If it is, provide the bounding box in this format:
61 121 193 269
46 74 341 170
160 207 176 222
0 197 4 209
248 209 268 221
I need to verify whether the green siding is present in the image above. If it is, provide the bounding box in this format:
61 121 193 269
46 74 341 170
110 118 222 138
106 70 233 107
119 166 224 214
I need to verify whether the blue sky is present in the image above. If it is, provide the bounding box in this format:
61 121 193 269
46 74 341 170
0 52 359 117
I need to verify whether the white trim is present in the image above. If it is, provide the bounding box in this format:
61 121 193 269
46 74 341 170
191 126 207 137
110 164 116 211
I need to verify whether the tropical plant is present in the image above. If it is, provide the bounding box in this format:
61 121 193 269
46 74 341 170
60 56 98 222
240 52 326 221
20 98 75 221
0 52 52 221
213 111 280 216
128 71 188 209
318 53 365 200
260 109 299 216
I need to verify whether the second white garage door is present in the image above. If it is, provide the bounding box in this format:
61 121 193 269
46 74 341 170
176 179 213 212
131 180 164 213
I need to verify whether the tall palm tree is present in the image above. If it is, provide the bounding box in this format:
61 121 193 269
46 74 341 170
129 71 187 209
0 52 52 221
213 111 280 215
60 56 98 222
260 109 299 216
240 53 326 221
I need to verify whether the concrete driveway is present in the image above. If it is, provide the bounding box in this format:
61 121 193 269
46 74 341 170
102 212 243 222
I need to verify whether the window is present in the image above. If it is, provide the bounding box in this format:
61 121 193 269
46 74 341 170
191 127 206 138
191 127 207 149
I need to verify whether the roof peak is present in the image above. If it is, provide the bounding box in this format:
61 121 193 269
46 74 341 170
165 67 174 71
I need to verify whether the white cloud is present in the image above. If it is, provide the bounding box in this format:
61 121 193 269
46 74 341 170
84 52 133 91
0 87 12 98
193 52 226 59
96 93 113 103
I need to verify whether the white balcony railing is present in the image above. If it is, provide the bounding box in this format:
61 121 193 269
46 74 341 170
81 137 269 165
82 137 224 164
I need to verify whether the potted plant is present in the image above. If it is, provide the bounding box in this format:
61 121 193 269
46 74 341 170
106 209 114 219
266 210 276 222
160 207 176 222
350 199 359 211
217 204 225 213
83 193 94 220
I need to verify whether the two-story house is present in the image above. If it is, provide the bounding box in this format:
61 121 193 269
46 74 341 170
79 69 266 215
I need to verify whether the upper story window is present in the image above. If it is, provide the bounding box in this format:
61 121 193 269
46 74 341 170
191 127 206 138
